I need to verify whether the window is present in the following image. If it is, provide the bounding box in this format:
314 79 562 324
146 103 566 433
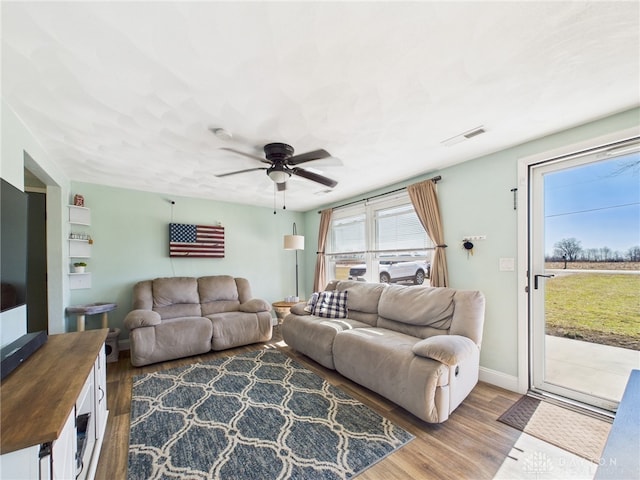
331 212 366 254
326 193 434 285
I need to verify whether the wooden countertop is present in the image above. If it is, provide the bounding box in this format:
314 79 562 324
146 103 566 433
0 329 108 454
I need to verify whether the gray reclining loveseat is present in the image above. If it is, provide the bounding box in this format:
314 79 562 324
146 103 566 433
124 275 272 366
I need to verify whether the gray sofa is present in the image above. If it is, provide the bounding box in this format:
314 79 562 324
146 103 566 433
124 275 272 367
281 280 485 423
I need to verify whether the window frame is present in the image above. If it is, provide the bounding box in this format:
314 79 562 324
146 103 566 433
325 192 434 284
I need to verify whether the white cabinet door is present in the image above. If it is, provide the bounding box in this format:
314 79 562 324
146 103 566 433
94 346 108 440
0 445 40 479
52 408 76 479
82 345 109 480
76 372 96 480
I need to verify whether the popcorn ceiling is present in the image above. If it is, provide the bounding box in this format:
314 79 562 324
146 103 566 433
2 2 638 210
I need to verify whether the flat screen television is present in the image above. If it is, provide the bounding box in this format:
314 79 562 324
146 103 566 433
1 178 29 312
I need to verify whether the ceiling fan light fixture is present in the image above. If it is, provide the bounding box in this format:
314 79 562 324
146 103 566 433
267 167 290 183
218 140 337 188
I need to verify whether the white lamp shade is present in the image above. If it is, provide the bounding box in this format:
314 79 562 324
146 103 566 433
284 234 304 250
268 170 290 183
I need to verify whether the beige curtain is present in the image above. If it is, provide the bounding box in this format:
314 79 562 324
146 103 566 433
407 179 449 287
313 208 333 292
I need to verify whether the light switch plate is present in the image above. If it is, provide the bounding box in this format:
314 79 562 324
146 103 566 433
499 257 515 271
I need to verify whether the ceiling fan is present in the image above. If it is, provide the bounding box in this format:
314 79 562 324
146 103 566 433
216 142 338 190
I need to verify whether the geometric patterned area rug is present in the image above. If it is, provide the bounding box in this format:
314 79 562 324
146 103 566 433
128 349 414 479
498 395 611 462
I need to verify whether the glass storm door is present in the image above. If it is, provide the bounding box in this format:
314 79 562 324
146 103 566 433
529 139 640 412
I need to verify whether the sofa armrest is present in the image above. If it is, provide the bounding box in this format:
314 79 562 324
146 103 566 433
412 335 478 366
239 299 272 313
290 302 310 316
124 309 161 329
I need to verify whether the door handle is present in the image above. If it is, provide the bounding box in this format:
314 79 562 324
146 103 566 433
534 274 555 289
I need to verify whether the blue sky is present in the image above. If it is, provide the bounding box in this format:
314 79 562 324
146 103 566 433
544 152 640 256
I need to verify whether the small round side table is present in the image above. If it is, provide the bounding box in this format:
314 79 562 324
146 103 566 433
272 301 300 327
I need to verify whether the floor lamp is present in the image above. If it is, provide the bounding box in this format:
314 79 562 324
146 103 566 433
284 222 304 300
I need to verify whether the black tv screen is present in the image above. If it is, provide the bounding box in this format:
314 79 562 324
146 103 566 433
1 178 29 312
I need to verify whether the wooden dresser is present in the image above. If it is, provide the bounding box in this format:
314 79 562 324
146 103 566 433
0 329 109 479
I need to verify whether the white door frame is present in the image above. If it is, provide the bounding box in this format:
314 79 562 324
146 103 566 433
516 126 640 395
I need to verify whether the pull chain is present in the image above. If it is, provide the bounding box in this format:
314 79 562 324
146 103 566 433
273 183 288 213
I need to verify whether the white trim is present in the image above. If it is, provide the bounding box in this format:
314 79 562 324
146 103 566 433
119 338 130 351
479 367 521 393
516 126 640 397
24 186 47 194
517 126 640 167
326 191 433 284
516 162 530 394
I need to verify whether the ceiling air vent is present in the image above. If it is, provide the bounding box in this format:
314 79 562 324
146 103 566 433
463 127 486 139
441 126 486 147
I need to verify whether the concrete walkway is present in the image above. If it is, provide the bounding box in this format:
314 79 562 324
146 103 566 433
546 335 640 402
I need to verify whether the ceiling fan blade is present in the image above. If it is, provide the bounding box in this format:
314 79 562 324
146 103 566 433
288 149 331 165
215 167 267 178
277 182 287 191
291 167 338 188
220 147 270 164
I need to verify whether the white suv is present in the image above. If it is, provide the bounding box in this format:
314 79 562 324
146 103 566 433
348 260 431 285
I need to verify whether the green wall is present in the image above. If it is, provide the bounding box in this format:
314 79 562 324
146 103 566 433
4 93 637 385
2 101 70 336
67 183 306 332
303 107 639 378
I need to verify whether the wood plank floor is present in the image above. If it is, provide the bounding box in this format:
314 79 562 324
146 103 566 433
96 331 523 479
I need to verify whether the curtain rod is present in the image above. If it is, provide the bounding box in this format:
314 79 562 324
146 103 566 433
318 175 441 214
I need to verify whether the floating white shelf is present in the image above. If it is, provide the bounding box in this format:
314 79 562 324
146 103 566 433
68 205 91 225
68 204 92 289
69 272 92 290
69 239 92 258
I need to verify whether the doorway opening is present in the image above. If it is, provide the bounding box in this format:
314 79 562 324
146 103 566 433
527 137 639 412
24 168 49 333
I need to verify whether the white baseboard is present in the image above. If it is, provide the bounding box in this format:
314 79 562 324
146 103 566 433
479 366 523 393
118 338 130 351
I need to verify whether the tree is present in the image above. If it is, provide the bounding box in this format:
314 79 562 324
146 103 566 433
553 238 582 262
628 246 640 262
583 248 599 262
611 159 640 177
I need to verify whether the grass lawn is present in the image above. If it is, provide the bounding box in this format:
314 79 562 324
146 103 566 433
545 273 640 349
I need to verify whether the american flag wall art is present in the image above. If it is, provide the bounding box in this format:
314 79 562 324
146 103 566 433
169 223 225 258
